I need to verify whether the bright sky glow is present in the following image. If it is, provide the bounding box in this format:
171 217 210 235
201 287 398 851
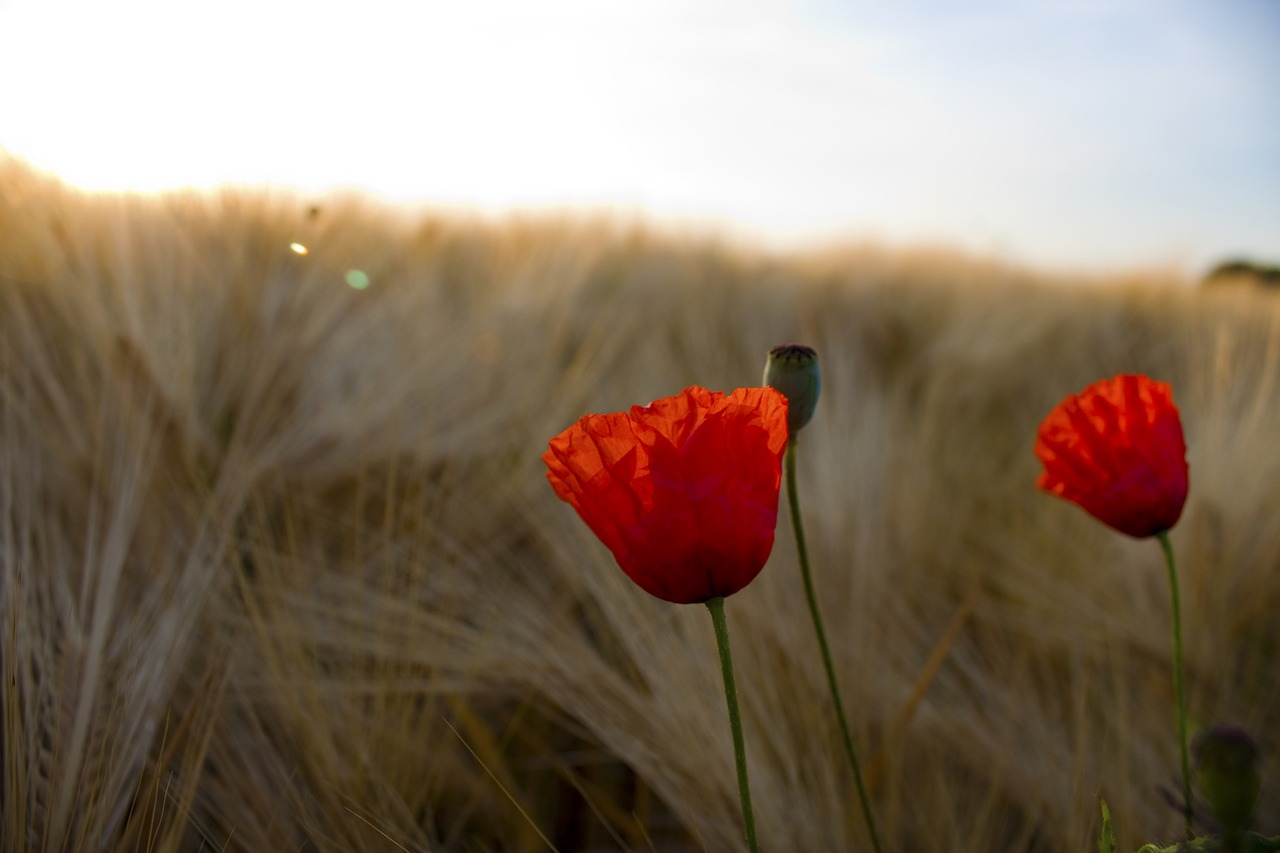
1 0 1277 273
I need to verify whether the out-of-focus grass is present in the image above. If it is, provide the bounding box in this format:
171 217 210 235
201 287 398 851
1 159 1277 851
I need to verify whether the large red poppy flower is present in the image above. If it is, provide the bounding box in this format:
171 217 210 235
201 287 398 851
543 385 790 604
1034 374 1189 538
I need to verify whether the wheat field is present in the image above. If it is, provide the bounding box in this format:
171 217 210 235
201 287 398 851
1 159 1277 852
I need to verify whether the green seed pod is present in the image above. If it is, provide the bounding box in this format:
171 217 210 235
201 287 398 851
1193 724 1261 834
763 344 820 433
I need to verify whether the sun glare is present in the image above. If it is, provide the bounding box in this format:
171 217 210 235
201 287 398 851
0 0 662 203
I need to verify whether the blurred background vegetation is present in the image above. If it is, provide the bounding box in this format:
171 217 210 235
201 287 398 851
1 161 1277 851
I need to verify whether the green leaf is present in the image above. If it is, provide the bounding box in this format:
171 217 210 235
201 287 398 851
1129 834 1280 852
1098 800 1116 853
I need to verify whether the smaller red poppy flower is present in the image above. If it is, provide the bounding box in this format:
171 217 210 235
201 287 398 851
1034 373 1189 538
543 385 789 604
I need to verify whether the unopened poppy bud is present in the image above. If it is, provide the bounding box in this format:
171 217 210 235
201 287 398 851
763 344 820 433
1193 724 1260 833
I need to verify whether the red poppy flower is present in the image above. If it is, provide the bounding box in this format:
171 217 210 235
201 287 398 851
543 385 790 604
1034 374 1189 538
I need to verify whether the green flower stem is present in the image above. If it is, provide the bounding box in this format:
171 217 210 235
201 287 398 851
785 437 884 853
1157 530 1193 839
705 596 759 853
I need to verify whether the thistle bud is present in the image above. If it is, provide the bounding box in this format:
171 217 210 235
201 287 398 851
1193 724 1260 834
763 344 820 433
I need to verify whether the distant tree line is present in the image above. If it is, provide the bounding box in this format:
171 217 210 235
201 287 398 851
1203 258 1280 288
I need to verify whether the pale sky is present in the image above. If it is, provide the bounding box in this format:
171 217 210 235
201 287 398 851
1 0 1277 274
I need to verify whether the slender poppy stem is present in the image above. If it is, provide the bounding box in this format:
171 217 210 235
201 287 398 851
705 596 759 853
785 437 884 853
1157 530 1193 838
